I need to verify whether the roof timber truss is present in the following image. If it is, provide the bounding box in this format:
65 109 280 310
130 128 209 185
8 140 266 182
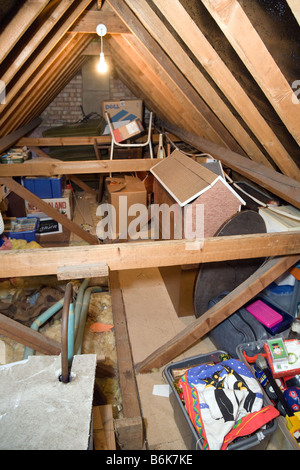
0 0 299 182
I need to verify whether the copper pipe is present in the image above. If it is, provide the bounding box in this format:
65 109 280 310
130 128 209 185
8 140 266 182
61 282 73 384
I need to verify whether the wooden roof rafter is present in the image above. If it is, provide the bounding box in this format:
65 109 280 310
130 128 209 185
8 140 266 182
110 0 278 170
0 0 94 136
1 0 80 89
1 33 93 135
0 0 51 62
109 33 237 147
201 0 300 147
287 0 300 25
152 0 300 180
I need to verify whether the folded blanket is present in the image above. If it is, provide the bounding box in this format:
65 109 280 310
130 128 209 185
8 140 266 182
178 358 279 450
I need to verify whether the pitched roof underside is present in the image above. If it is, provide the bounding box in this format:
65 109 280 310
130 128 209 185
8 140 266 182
0 0 299 181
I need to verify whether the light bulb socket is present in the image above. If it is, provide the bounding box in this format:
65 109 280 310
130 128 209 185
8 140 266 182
96 24 107 37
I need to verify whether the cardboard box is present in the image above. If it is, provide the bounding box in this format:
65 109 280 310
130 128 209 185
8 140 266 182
25 189 73 220
105 176 147 238
102 99 143 122
112 118 144 143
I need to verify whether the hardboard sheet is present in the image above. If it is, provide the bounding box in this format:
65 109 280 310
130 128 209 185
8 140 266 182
150 150 218 207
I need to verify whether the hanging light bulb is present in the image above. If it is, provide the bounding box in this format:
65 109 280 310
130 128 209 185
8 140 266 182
96 24 108 74
97 51 108 73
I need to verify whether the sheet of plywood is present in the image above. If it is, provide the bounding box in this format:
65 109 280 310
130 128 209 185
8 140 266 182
150 150 217 207
118 267 187 364
119 266 215 449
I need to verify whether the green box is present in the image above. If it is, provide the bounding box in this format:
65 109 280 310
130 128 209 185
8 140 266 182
267 337 288 363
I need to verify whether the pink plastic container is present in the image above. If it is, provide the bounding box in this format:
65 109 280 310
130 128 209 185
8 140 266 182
246 299 283 328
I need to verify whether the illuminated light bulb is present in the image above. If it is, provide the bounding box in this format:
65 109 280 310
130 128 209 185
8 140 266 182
97 52 108 74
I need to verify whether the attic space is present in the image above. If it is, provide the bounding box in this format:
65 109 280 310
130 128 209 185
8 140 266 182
0 0 300 453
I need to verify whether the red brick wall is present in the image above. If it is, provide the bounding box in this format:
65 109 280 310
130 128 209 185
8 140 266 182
40 71 137 128
40 73 83 127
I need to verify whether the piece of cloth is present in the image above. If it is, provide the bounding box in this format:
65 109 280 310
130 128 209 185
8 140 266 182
178 358 277 450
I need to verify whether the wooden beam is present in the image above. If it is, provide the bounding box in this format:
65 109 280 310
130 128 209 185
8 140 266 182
287 0 300 25
0 0 94 121
1 0 79 88
0 177 99 245
201 0 300 146
0 158 157 177
110 271 144 449
57 263 108 280
0 313 61 356
68 175 97 194
152 0 300 179
0 232 299 278
0 118 42 154
1 34 92 135
135 254 300 373
115 0 270 164
17 134 176 147
162 123 300 208
0 0 51 62
109 0 251 156
109 34 225 144
70 9 129 33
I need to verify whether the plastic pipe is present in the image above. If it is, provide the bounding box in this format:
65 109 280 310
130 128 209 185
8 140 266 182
23 297 65 359
74 286 104 355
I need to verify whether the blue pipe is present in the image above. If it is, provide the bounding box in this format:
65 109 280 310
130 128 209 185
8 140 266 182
23 278 104 361
23 297 65 359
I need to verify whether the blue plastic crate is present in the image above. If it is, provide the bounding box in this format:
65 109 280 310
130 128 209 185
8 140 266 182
2 217 39 243
23 177 63 198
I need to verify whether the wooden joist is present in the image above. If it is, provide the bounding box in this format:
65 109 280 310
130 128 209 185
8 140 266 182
0 232 299 278
136 254 300 373
109 271 144 450
93 405 116 450
0 158 156 177
71 4 129 34
16 133 177 147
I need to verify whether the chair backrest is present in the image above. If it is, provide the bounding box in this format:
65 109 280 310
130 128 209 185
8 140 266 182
105 112 153 148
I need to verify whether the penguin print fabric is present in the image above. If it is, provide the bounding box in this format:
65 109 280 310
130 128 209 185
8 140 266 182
178 359 275 450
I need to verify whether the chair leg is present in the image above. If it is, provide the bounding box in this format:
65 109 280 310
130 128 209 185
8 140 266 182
97 175 104 203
